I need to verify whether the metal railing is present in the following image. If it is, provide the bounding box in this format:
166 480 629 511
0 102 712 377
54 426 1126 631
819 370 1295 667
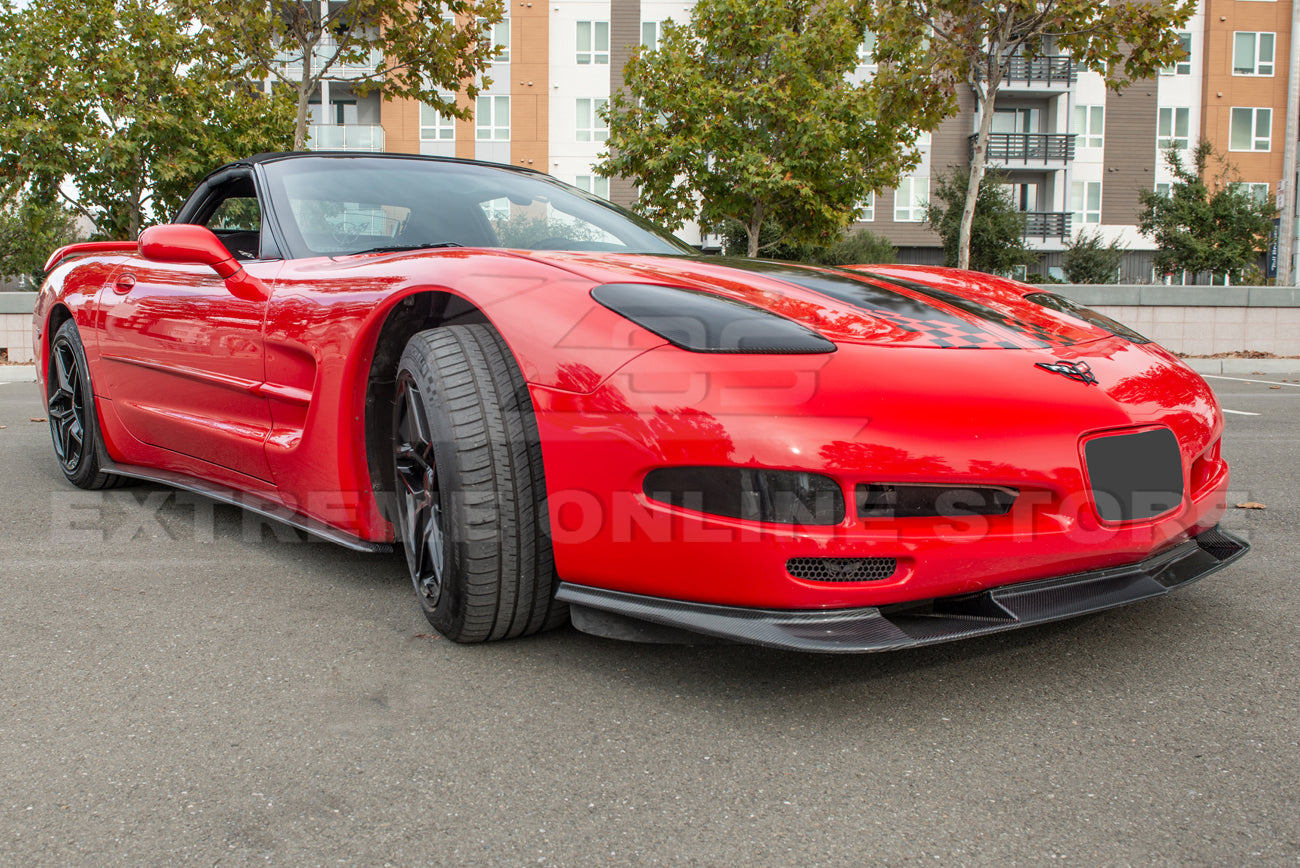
1005 55 1076 85
975 133 1076 163
275 39 382 79
307 124 385 152
1021 211 1071 239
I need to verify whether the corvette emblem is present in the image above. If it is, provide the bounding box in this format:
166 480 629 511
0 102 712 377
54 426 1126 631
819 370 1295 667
1035 360 1098 385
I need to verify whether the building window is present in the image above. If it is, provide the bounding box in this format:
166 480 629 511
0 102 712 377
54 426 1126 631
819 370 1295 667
476 95 510 140
1161 32 1193 75
576 98 609 142
894 177 928 222
419 102 455 141
1233 32 1275 76
1073 105 1104 149
1232 182 1271 206
481 17 510 63
1229 107 1272 151
481 198 510 222
1157 107 1190 150
1071 181 1101 225
576 175 610 199
642 21 660 50
576 21 610 65
858 192 875 222
1155 182 1172 197
857 30 877 66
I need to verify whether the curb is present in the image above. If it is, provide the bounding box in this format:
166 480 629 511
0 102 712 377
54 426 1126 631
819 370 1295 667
0 365 36 383
1182 359 1300 375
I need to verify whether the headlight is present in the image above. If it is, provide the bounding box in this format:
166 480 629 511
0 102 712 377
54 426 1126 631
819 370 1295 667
591 283 836 354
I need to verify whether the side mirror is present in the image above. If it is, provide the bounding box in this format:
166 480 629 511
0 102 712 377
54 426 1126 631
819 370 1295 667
137 224 270 302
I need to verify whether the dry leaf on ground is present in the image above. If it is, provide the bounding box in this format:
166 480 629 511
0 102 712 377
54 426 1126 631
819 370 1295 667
1234 502 1268 510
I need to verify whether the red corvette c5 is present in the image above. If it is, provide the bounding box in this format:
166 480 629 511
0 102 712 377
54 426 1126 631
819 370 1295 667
36 153 1247 651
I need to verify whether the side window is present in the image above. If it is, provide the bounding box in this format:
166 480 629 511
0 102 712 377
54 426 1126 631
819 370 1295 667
205 196 263 260
208 197 260 232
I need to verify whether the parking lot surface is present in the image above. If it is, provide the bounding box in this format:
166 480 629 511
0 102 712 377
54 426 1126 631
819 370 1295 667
1 374 1297 865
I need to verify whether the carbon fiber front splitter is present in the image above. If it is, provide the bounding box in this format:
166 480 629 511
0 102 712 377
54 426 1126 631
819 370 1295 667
557 526 1250 653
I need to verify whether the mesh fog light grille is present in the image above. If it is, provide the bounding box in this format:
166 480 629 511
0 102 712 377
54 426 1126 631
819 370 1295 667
787 557 897 583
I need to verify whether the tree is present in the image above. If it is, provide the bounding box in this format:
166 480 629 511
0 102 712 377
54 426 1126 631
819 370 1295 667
869 0 1195 270
1063 229 1124 284
1138 141 1277 284
188 0 505 150
597 0 943 258
925 168 1035 275
0 192 78 289
0 0 295 239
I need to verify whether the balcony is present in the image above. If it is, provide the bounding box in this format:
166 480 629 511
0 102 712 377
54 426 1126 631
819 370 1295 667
1021 211 1071 239
974 133 1075 168
307 124 385 152
276 39 382 80
1000 55 1076 92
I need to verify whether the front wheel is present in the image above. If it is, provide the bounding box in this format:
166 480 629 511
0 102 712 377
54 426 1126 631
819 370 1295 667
46 320 127 490
391 324 565 642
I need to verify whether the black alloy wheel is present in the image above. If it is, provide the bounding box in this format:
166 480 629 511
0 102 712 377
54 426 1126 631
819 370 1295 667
393 371 447 607
45 320 125 490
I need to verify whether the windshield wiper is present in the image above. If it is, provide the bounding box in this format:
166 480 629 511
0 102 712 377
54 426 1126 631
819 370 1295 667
351 241 465 255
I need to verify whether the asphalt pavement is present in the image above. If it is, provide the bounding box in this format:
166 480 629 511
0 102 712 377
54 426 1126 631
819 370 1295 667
0 374 1296 866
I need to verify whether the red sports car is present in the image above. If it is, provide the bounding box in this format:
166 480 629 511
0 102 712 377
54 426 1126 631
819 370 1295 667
36 153 1247 651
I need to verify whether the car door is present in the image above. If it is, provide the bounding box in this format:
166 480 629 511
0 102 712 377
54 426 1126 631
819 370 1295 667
97 179 278 483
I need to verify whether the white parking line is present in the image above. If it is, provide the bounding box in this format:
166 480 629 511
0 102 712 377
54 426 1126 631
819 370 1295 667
1204 375 1300 388
1223 409 1261 416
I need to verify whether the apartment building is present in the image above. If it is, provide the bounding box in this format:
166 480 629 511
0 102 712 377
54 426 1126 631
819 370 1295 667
304 0 1296 282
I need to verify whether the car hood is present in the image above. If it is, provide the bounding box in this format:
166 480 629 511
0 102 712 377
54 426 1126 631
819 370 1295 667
518 252 1114 350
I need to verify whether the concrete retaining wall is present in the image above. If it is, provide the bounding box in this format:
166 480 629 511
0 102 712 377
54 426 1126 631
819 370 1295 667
3 284 1297 364
1056 285 1300 357
0 293 34 363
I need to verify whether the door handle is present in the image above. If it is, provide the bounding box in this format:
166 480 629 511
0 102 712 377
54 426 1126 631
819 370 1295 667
113 273 136 294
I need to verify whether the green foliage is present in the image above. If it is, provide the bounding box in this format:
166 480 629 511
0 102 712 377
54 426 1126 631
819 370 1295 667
925 169 1035 275
598 0 944 258
818 229 898 266
869 0 1196 269
1137 141 1277 283
187 0 505 149
1063 230 1125 284
721 222 897 265
720 221 823 261
0 192 79 288
0 0 296 240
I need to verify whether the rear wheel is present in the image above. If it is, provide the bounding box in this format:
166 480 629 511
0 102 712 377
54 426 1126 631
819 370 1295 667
391 324 565 642
46 320 127 490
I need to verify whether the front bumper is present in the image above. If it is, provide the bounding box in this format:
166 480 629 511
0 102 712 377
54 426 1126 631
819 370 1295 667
558 526 1248 653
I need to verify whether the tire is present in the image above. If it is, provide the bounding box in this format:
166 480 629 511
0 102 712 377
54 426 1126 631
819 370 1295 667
46 320 128 490
391 324 566 642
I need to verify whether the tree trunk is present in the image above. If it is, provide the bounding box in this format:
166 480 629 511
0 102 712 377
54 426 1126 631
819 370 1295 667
746 203 764 258
959 79 1000 271
293 35 316 151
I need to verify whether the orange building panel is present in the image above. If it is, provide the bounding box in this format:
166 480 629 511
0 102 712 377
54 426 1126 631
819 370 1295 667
1201 0 1292 188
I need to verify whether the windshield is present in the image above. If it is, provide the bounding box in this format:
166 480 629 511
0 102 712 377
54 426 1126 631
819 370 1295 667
259 156 693 259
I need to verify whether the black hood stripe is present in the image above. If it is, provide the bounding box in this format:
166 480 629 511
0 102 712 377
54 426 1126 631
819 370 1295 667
712 258 1045 349
860 271 1057 347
